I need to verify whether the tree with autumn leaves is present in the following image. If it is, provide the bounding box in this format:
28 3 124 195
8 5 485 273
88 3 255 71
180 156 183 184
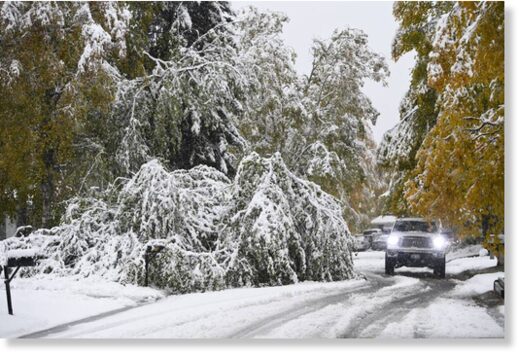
399 2 504 247
1 2 388 234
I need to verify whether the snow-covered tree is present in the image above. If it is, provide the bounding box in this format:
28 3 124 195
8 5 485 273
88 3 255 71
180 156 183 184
222 153 355 286
293 28 389 231
0 2 244 227
1 154 355 292
109 2 245 176
377 1 445 215
235 8 305 157
0 1 131 227
404 2 504 241
1 3 386 291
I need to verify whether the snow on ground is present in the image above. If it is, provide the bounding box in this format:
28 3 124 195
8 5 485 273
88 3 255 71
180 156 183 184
450 272 504 297
393 256 497 276
10 275 164 302
0 248 503 339
350 250 504 339
498 305 505 317
42 278 368 338
447 255 497 275
353 247 498 277
0 275 164 338
352 250 385 272
259 276 421 339
446 244 485 261
380 297 503 338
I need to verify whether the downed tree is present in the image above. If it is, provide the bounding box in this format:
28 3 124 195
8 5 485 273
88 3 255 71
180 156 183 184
1 153 355 293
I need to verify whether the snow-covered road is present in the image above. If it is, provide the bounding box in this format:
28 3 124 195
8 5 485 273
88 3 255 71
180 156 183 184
3 250 503 339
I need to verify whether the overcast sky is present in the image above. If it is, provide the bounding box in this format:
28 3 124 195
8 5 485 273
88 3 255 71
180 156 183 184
232 1 415 143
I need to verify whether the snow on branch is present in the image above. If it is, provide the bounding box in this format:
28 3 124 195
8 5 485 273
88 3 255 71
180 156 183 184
0 154 355 292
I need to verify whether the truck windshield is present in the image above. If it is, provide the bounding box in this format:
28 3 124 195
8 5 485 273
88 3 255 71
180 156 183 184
393 220 438 233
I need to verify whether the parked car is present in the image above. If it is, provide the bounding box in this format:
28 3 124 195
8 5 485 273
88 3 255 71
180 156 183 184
363 228 382 248
494 277 504 298
372 234 389 250
353 234 370 252
384 217 447 278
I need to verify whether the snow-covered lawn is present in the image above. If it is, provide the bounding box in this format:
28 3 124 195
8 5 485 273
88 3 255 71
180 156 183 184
0 276 164 338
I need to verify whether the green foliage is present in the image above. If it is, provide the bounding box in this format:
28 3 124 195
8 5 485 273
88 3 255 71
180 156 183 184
0 2 236 228
1 2 391 238
0 2 121 227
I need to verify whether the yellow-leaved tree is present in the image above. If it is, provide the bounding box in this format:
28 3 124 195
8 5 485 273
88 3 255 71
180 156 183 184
404 2 504 252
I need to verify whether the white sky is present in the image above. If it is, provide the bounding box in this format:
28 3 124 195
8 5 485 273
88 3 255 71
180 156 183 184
231 0 416 142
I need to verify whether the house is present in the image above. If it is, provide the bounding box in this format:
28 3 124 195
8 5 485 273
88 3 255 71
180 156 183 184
370 215 397 233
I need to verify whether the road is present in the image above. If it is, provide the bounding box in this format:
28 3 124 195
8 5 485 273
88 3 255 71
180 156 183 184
20 252 505 339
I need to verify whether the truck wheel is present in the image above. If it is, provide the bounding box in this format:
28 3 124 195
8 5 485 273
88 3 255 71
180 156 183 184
385 255 395 275
434 258 446 278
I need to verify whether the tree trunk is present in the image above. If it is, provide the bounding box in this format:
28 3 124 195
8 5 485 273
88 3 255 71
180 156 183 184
41 148 55 228
16 203 28 227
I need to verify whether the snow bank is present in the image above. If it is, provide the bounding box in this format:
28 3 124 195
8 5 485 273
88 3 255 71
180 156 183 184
0 153 354 293
7 275 164 303
353 251 385 273
446 243 483 261
451 272 504 297
446 256 497 275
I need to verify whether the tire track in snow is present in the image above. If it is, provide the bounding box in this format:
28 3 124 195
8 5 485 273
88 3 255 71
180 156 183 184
30 279 373 338
340 278 455 338
19 300 154 339
229 274 395 338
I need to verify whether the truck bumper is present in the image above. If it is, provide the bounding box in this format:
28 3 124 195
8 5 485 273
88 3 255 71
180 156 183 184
386 249 445 268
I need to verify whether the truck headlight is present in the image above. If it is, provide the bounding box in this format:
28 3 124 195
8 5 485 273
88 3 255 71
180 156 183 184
433 235 446 249
387 234 400 247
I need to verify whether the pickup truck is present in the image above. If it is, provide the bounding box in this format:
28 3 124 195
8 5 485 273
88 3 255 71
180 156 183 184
385 217 447 278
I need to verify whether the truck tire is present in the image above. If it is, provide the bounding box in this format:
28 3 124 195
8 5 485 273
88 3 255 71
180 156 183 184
434 257 446 278
385 255 394 275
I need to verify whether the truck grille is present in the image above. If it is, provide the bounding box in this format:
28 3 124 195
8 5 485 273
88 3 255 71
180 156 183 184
400 237 432 248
